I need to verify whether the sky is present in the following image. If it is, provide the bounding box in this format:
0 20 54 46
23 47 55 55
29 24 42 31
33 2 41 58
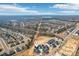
0 3 79 15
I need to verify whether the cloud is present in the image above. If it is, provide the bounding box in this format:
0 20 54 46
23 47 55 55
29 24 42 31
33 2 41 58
0 12 56 15
60 11 75 13
51 4 79 10
36 12 56 15
58 11 76 15
0 4 79 15
49 3 79 15
0 4 38 13
0 4 56 15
